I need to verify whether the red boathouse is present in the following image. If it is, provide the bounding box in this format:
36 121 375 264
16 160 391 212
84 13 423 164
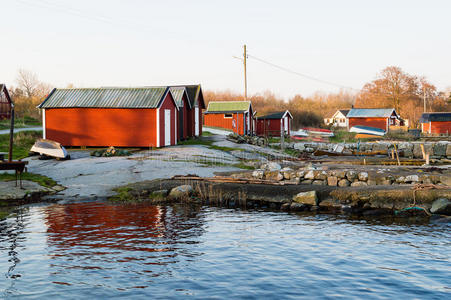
203 101 254 135
0 84 12 120
347 108 402 132
38 86 180 147
420 112 451 135
256 110 292 136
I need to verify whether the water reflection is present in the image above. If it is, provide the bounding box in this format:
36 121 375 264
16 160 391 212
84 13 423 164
42 202 206 288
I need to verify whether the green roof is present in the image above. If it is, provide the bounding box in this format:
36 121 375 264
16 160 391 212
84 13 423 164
39 87 168 109
206 101 251 113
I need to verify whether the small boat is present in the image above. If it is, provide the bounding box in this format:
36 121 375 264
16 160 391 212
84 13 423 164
30 139 70 159
354 133 381 139
301 127 334 137
349 125 385 136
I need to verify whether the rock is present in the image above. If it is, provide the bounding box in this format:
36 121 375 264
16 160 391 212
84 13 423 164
433 143 447 157
327 176 338 186
346 171 358 181
314 171 328 180
281 167 293 180
252 169 264 179
52 185 66 192
265 171 284 181
367 179 377 186
280 203 291 211
293 191 318 205
447 144 451 158
351 181 368 187
332 170 346 179
404 174 420 183
396 176 405 184
301 180 313 185
413 143 433 159
293 143 305 151
372 143 388 152
290 202 307 211
338 179 351 187
296 170 305 178
358 172 369 182
312 180 326 185
304 170 315 180
261 162 281 171
305 147 314 153
430 198 451 215
440 175 451 186
168 185 193 199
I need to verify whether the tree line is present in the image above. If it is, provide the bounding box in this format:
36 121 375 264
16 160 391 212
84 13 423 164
6 66 451 128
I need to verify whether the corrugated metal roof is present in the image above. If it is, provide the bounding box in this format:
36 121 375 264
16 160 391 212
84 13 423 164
347 108 396 118
39 87 168 109
420 112 451 122
169 87 186 108
206 101 251 113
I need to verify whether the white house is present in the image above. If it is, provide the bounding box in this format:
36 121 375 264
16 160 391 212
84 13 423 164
324 109 350 128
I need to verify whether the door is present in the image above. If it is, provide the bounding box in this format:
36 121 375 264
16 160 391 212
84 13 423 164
179 109 184 140
195 107 199 136
164 109 171 146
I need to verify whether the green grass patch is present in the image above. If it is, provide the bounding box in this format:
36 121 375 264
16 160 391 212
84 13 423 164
0 172 57 188
109 187 135 203
177 138 213 147
329 130 357 143
209 145 243 152
0 130 42 160
201 131 214 137
0 116 42 130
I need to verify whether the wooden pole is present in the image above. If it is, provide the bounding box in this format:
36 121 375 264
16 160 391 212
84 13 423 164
243 44 247 100
8 105 14 162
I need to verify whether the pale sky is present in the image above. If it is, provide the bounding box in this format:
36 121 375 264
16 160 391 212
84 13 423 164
1 0 450 99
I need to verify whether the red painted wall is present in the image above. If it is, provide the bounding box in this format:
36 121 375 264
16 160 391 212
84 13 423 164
431 121 451 134
256 119 281 136
204 113 246 135
45 108 158 147
421 122 430 134
348 118 387 131
159 93 177 146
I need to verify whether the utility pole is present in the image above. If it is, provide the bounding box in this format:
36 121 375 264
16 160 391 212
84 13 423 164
423 86 426 113
243 44 248 100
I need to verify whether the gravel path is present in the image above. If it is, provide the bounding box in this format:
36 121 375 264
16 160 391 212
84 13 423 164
0 127 42 135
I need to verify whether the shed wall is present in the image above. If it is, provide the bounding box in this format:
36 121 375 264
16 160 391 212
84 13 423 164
204 113 245 135
348 117 387 131
431 121 451 134
45 108 158 147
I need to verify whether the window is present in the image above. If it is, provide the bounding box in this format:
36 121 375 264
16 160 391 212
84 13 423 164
224 113 233 118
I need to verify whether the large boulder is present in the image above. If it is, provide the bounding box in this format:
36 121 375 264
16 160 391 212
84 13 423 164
265 171 284 181
252 169 264 179
327 176 338 186
261 162 282 171
358 172 369 182
293 191 318 205
281 167 293 180
293 143 305 151
430 198 451 215
351 181 368 187
169 185 193 199
404 174 420 183
304 170 315 180
338 179 351 187
433 143 448 157
346 171 358 181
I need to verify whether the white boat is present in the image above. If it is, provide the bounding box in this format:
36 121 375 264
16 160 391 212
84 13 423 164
30 139 69 159
349 125 385 136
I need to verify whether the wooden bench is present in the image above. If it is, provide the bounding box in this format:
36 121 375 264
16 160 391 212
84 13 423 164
0 161 28 188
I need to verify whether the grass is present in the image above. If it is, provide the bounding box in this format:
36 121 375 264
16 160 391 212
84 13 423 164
329 130 358 143
109 187 135 202
0 116 41 130
177 138 213 147
201 131 214 137
0 130 42 160
0 172 57 188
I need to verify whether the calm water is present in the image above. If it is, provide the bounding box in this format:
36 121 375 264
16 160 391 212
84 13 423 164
0 201 450 299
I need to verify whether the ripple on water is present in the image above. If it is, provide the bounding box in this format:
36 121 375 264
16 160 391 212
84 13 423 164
0 202 450 299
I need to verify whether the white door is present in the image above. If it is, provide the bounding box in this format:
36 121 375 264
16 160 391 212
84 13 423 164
284 116 288 132
195 107 199 136
165 109 171 146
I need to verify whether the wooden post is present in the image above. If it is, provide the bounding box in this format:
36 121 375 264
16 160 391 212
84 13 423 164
8 105 14 162
420 144 426 160
243 44 247 100
393 143 400 166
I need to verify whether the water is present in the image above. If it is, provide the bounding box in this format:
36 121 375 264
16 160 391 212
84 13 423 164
0 201 450 299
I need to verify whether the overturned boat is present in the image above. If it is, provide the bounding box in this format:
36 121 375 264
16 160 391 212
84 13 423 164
30 138 70 159
349 125 385 136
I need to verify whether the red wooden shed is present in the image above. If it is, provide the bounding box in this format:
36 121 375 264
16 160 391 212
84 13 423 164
203 101 253 135
0 84 12 120
38 86 179 147
420 112 451 135
256 110 293 136
347 108 401 132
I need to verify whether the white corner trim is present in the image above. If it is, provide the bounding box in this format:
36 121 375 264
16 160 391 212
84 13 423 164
156 108 160 148
174 108 177 145
42 109 46 139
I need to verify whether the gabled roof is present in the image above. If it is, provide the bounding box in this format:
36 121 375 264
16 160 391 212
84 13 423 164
0 84 12 104
38 86 176 109
170 84 205 109
169 87 191 109
419 112 451 123
347 108 398 118
339 109 350 116
205 101 251 113
257 110 292 120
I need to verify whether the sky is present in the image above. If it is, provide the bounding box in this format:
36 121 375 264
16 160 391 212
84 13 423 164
1 0 450 99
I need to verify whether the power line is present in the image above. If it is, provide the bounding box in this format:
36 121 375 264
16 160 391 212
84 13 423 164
247 54 359 91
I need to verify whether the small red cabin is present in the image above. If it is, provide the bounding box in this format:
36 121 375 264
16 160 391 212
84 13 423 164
347 108 401 132
203 101 253 135
256 110 292 136
420 112 451 135
0 84 12 120
38 86 180 147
